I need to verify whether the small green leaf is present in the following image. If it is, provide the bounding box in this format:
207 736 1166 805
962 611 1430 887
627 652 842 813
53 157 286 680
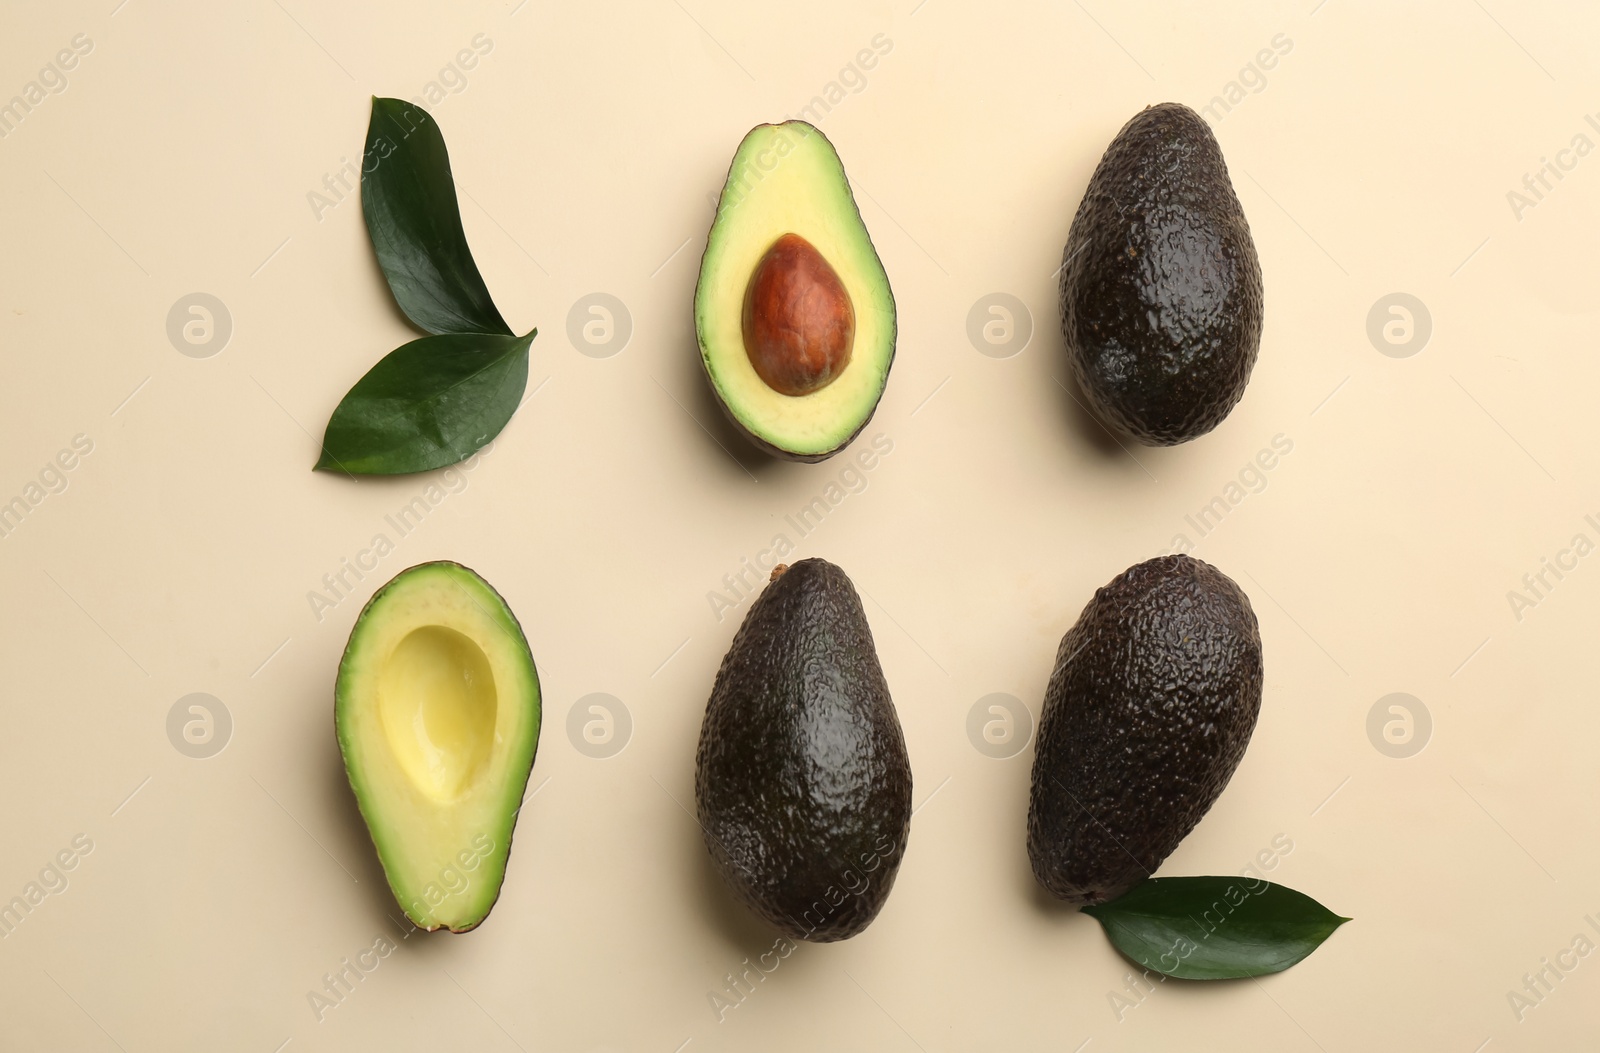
362 97 511 337
1082 877 1349 980
316 329 534 475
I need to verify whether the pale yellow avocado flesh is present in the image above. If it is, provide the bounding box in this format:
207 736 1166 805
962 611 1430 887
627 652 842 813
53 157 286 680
696 121 895 458
336 562 540 932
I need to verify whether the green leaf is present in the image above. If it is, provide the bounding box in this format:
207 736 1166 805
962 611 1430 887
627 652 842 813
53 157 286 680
315 329 535 475
361 97 511 337
1082 877 1349 980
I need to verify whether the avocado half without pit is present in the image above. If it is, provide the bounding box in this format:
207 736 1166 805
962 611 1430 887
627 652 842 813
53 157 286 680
335 561 541 932
696 121 896 462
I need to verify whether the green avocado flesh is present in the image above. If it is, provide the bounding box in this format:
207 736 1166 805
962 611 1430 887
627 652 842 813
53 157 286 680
695 121 896 462
336 561 541 932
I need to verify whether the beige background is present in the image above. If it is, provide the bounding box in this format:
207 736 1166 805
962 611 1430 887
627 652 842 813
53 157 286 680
2 0 1597 1049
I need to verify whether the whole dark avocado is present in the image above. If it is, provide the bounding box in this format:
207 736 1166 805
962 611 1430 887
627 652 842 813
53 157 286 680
695 558 912 941
1060 103 1264 445
1028 554 1263 906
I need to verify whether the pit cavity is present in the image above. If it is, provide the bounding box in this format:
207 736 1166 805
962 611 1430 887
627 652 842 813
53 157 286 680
378 625 497 801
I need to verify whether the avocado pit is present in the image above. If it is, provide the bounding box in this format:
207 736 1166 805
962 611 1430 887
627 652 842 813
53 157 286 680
741 233 854 396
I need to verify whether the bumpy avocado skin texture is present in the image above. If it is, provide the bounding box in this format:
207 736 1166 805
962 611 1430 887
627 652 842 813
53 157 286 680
1028 554 1263 906
1060 103 1263 446
695 559 912 941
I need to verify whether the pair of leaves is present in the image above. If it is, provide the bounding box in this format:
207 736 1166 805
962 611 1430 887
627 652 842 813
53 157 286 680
316 97 533 476
1082 876 1350 980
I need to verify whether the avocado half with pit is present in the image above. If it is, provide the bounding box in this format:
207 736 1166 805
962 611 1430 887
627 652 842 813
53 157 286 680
695 121 896 462
335 561 541 932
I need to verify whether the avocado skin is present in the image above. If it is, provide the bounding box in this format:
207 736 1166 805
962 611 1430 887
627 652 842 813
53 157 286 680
1060 103 1263 446
695 558 912 941
1028 554 1262 906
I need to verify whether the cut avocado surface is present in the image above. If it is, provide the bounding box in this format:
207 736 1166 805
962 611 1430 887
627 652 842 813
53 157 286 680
335 561 540 932
695 121 896 462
